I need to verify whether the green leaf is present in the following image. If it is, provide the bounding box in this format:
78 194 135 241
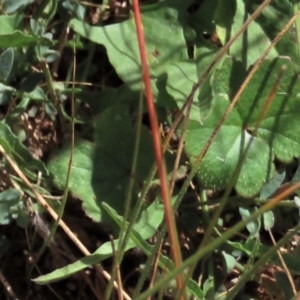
260 169 284 230
0 15 44 47
215 0 298 68
30 19 43 36
185 57 300 197
33 252 111 284
0 48 14 81
45 102 57 115
4 0 34 14
246 0 297 66
215 0 278 69
203 276 215 299
239 207 260 237
166 54 216 122
48 105 169 223
260 169 285 199
0 15 23 34
47 139 101 221
70 2 221 117
92 105 156 222
0 122 48 177
263 210 275 231
0 31 44 47
188 112 273 197
0 189 22 225
26 86 49 101
70 2 187 91
221 251 236 273
43 50 59 63
102 200 164 241
214 0 235 43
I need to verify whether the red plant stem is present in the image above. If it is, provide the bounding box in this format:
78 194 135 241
131 0 184 292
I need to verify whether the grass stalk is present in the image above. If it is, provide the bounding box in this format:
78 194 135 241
131 0 184 291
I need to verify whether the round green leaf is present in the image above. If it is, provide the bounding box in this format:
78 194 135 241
47 139 101 221
92 105 155 222
185 56 300 197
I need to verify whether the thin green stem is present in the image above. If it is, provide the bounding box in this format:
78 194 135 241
79 42 96 82
105 91 144 300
